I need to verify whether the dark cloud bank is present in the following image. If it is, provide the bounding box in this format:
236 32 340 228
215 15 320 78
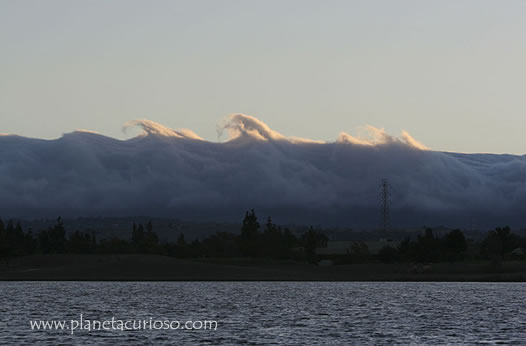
1 114 525 229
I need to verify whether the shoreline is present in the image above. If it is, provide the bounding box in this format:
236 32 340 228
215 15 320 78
1 254 525 282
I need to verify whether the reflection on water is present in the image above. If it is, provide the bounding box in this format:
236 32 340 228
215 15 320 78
0 282 524 345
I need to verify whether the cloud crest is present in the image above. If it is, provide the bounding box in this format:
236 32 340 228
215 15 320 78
123 119 203 140
0 114 524 228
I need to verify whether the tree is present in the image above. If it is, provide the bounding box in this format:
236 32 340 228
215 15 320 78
0 218 8 262
176 233 186 247
415 228 441 262
350 241 370 262
494 226 521 254
68 231 96 254
130 222 159 253
174 233 187 258
23 230 36 255
442 229 467 261
12 222 25 255
241 210 259 239
97 237 132 254
378 245 399 263
203 232 239 257
261 217 287 258
283 227 297 250
240 209 259 257
302 226 327 262
50 217 66 253
132 223 145 252
37 217 66 254
480 227 516 261
5 220 14 256
91 232 97 249
143 220 159 254
398 237 417 262
482 231 502 264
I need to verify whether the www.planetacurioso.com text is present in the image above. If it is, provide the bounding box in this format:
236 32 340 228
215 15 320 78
30 314 218 335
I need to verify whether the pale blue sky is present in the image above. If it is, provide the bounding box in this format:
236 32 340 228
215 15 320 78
1 0 525 153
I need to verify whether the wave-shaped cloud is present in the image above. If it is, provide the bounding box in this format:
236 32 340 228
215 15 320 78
1 114 524 228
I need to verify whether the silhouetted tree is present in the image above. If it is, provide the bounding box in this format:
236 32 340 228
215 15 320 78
68 231 96 254
378 245 399 263
260 217 288 258
398 237 417 262
493 226 522 254
5 220 15 257
130 221 159 253
350 241 370 262
415 228 441 262
177 233 186 247
283 227 297 250
240 209 259 257
302 226 327 262
23 230 37 255
397 229 442 263
12 222 25 256
97 237 133 254
132 223 145 252
0 218 8 262
203 232 239 257
173 233 188 258
442 229 467 261
38 217 66 254
143 221 159 254
188 239 203 257
480 226 526 261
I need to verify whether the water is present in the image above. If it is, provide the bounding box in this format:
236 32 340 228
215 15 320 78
0 282 524 345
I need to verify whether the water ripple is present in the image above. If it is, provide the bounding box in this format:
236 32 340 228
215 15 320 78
0 282 524 345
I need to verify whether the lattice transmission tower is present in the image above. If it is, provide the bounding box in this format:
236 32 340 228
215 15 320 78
379 178 392 233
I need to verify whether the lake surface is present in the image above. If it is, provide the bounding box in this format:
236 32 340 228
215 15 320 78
0 282 524 345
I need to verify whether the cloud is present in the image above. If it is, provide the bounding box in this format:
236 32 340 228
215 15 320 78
221 113 324 144
401 130 429 150
0 114 524 228
337 125 429 150
123 119 203 140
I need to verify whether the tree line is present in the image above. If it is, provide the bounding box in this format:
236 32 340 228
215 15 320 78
377 227 526 264
1 212 524 264
0 211 328 263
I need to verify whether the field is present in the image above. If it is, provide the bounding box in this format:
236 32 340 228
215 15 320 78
1 255 526 281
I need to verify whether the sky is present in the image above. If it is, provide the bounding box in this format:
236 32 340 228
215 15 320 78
1 0 525 154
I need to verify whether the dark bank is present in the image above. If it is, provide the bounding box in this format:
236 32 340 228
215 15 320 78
1 210 525 281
